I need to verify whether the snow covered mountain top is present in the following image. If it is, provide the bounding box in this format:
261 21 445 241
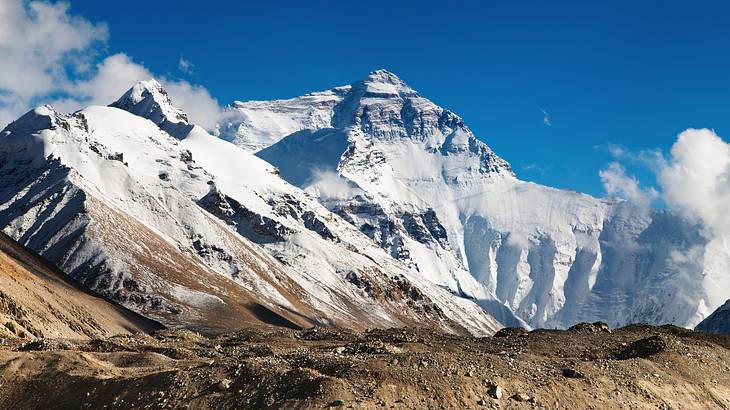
220 69 512 178
110 79 193 139
352 69 418 97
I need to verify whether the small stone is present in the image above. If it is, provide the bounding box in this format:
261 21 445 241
511 393 531 402
488 385 504 399
335 346 346 354
217 379 231 391
562 368 585 379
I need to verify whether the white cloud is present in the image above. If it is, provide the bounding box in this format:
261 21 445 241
541 108 551 127
658 128 730 238
599 143 625 158
599 162 658 208
76 53 153 106
0 0 224 131
602 128 730 243
0 0 107 125
49 53 153 113
599 142 667 173
522 163 550 176
305 169 361 200
163 80 223 130
178 56 193 74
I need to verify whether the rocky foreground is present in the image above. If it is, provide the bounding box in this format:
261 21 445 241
0 324 728 409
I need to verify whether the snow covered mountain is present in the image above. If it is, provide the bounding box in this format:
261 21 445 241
696 299 730 335
222 69 730 330
0 80 501 336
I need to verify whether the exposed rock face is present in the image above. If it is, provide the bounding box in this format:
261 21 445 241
199 189 292 243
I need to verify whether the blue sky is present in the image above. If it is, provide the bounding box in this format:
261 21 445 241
17 1 730 196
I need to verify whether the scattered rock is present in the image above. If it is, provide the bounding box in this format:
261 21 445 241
511 393 531 402
179 149 193 163
488 385 504 399
562 368 585 379
217 379 231 391
569 322 611 334
615 336 668 360
493 327 529 338
0 325 726 408
328 399 344 407
345 339 401 355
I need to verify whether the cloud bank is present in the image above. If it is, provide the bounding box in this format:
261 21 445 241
601 128 730 242
0 0 224 130
599 162 658 208
659 129 730 238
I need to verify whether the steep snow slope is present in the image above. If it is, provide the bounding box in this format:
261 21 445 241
0 82 502 336
0 231 161 339
217 87 349 152
225 69 730 329
696 299 730 335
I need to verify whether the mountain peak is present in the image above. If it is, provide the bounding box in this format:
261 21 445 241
110 79 193 139
2 104 61 135
354 69 417 97
363 69 404 83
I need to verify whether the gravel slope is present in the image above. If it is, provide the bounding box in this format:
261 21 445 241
0 324 728 409
0 231 161 339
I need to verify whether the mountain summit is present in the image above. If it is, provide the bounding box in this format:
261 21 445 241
352 69 418 97
110 79 194 138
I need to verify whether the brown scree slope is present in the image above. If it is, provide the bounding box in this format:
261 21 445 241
0 231 162 339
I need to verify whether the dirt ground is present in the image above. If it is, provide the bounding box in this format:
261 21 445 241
0 323 728 409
